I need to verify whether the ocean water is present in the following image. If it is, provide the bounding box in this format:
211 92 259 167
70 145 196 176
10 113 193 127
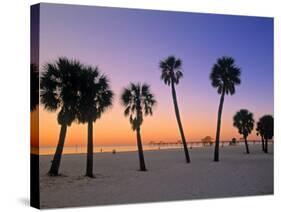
37 144 184 155
32 140 264 155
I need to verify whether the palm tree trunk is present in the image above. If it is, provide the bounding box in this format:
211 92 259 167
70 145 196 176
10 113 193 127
261 136 265 152
244 136 250 154
136 126 146 171
171 82 190 163
48 124 67 176
214 88 225 162
264 138 268 153
86 121 94 177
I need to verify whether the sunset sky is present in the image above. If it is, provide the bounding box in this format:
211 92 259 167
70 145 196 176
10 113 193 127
32 3 273 147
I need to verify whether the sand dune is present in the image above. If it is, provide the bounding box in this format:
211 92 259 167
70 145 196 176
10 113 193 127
39 144 273 208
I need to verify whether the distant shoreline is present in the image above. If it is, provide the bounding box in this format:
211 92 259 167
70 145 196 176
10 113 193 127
32 140 273 156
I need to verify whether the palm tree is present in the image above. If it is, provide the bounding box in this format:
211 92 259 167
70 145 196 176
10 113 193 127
121 83 156 171
159 56 190 163
31 64 39 112
257 115 274 153
77 66 114 178
40 57 82 176
256 121 265 152
233 109 254 154
210 56 241 161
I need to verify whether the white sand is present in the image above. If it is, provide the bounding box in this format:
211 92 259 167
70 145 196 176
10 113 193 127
39 144 273 208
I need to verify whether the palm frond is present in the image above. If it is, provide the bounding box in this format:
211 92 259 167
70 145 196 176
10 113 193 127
210 56 241 95
120 82 156 131
257 115 274 140
159 55 183 85
233 109 255 137
76 66 114 123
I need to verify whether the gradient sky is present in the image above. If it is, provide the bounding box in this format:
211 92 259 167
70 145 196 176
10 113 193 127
34 3 273 147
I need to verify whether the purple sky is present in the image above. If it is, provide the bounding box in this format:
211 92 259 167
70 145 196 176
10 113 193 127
37 3 273 144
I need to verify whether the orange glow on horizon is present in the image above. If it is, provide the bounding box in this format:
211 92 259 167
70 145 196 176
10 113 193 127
35 101 260 148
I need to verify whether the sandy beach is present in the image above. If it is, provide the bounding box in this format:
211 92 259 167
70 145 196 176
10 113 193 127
39 144 273 208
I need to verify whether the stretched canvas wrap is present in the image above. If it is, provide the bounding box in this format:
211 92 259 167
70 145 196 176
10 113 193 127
30 3 274 209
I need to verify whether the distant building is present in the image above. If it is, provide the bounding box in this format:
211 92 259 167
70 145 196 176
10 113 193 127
201 136 213 146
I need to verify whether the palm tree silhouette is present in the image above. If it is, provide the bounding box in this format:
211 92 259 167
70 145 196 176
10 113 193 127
121 83 156 171
31 64 39 112
256 115 274 153
77 66 114 178
40 57 82 176
159 56 190 163
210 56 241 161
233 109 254 154
256 121 265 152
